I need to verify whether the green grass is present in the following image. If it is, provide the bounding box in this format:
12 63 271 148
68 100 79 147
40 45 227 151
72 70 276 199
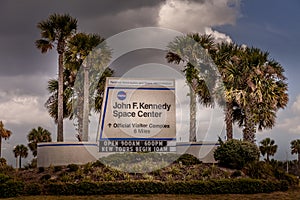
5 188 300 200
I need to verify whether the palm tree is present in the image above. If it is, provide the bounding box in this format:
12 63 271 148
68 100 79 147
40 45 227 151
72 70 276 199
65 33 111 141
166 34 217 142
213 42 243 140
44 76 74 123
291 139 300 164
259 138 277 162
27 127 52 157
36 13 77 142
13 144 28 169
236 47 288 142
0 121 12 158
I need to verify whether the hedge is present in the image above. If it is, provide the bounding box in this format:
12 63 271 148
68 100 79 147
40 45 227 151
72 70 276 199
0 180 25 198
0 178 290 197
45 179 289 195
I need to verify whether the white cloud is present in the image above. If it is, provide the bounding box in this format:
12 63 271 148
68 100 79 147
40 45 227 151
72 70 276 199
292 95 300 112
204 27 232 43
0 95 51 126
158 0 240 33
278 117 300 134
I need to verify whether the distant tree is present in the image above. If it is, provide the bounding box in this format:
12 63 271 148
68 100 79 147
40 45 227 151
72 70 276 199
27 127 52 157
0 121 12 158
259 138 277 162
291 139 300 164
13 144 28 169
0 157 6 166
36 13 77 142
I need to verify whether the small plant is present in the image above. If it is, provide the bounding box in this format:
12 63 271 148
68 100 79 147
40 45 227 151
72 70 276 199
165 174 173 182
174 154 202 166
231 170 242 178
60 174 73 183
202 168 211 178
151 169 163 177
169 165 181 175
83 162 93 174
92 160 104 168
67 164 79 172
0 174 11 183
103 173 115 181
40 174 51 181
123 173 131 181
54 165 62 172
38 167 45 173
143 174 154 181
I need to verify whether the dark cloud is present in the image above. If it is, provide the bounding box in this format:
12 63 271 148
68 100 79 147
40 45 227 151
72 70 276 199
0 0 164 77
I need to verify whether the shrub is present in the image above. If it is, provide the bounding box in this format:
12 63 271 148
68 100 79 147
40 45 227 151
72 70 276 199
54 165 63 172
0 165 14 174
0 173 11 183
174 154 202 166
38 167 45 173
214 139 259 169
0 180 25 198
231 170 242 178
83 162 93 174
92 160 105 168
67 164 79 172
25 183 42 195
244 161 271 179
44 179 288 195
40 174 51 181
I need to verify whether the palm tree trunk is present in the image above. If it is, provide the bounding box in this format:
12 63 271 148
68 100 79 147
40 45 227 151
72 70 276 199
298 153 300 165
15 157 18 169
225 101 233 140
19 156 21 169
57 53 64 142
267 154 270 162
189 87 197 142
243 106 255 143
77 97 83 141
82 65 90 141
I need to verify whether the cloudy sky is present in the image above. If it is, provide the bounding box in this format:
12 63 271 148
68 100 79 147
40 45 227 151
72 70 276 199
0 0 300 165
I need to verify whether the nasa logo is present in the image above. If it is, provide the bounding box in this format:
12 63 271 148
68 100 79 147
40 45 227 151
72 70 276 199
117 91 126 100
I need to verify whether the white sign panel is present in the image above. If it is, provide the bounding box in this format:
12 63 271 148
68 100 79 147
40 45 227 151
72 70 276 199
99 77 176 152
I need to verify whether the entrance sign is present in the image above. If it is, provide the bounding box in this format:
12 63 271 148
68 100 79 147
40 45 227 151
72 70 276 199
99 77 176 152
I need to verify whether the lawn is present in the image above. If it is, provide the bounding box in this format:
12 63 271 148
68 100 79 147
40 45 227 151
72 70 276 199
6 188 300 200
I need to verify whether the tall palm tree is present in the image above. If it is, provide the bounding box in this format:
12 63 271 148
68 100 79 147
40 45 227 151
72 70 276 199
13 144 28 169
259 138 277 162
236 47 288 142
27 127 52 157
213 42 243 140
0 121 12 158
36 13 77 142
65 33 111 141
166 34 217 142
291 139 300 164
